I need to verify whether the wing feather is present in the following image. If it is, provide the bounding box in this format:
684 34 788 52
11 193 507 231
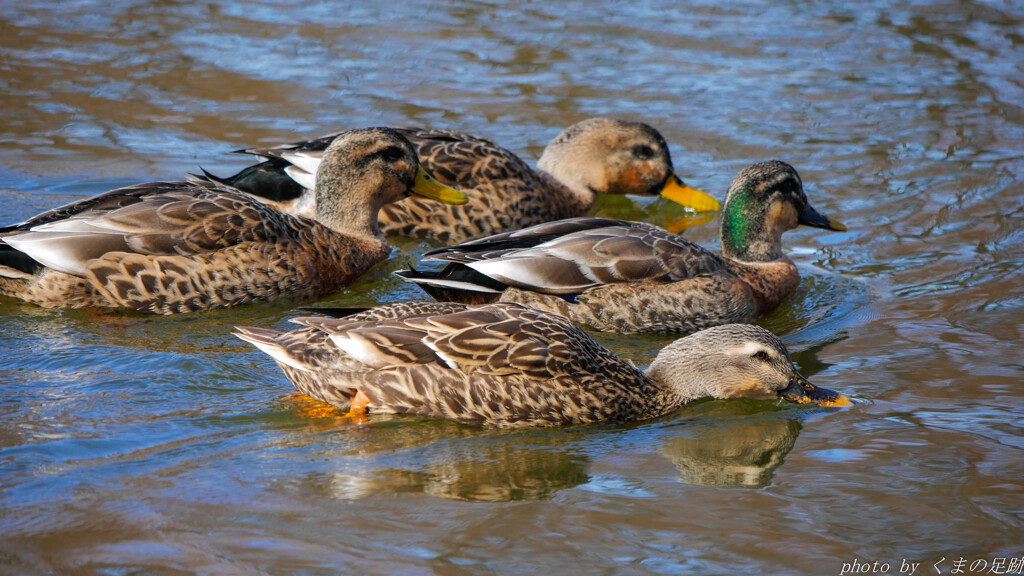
280 151 323 177
1 181 297 277
294 303 608 382
418 218 728 295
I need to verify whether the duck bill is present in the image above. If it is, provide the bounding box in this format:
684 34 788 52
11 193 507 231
798 204 847 232
660 174 721 212
778 372 853 407
411 166 468 205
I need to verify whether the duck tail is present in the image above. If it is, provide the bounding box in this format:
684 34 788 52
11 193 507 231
393 264 504 305
234 326 316 373
233 325 284 349
191 167 230 184
0 241 42 277
295 306 372 319
193 159 306 202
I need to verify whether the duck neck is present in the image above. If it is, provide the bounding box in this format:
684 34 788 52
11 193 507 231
725 258 799 316
534 169 596 218
644 342 722 406
315 176 386 242
642 362 711 408
720 188 784 263
537 150 598 216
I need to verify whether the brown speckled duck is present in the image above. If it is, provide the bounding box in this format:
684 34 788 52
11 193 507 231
202 118 721 244
396 160 847 335
0 128 467 314
234 301 851 428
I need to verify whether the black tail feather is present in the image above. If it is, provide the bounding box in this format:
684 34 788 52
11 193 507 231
296 306 372 318
194 159 306 202
0 244 42 275
393 264 505 305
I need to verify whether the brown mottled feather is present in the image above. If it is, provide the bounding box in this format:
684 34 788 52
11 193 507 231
210 119 715 244
398 161 846 335
236 302 848 427
218 127 581 244
0 180 384 313
0 128 457 314
376 128 579 244
400 217 762 335
236 302 679 427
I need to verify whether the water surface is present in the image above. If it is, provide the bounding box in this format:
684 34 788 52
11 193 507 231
1 1 1022 574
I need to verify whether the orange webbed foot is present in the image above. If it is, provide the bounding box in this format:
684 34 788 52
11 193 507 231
344 390 372 426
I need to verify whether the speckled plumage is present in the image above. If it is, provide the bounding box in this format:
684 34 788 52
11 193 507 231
235 302 849 428
397 161 847 335
0 129 465 314
204 118 719 244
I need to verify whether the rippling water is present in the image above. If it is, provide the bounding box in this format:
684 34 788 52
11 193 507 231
1 1 1022 574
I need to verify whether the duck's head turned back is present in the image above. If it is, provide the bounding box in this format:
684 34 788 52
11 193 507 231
537 118 720 212
720 160 846 263
647 324 851 407
314 127 467 237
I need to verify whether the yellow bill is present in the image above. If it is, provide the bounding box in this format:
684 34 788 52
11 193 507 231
660 174 721 212
411 166 468 205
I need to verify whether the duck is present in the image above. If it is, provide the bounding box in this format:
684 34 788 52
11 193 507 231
201 118 721 244
0 128 467 314
394 160 847 335
234 301 851 428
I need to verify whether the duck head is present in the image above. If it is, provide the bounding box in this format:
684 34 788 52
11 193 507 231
720 160 846 262
646 324 852 407
537 118 720 212
314 128 466 237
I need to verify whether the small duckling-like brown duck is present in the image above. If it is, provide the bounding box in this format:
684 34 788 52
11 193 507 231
235 301 851 428
203 118 721 244
396 160 847 335
0 128 466 314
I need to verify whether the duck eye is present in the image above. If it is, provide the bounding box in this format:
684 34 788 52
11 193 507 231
377 146 406 163
752 350 770 362
631 145 655 160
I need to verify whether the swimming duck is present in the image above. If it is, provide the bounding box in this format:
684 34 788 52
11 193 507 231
202 118 721 244
234 301 851 428
0 128 467 314
395 160 847 335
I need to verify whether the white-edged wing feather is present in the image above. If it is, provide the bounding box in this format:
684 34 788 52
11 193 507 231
3 217 135 275
281 151 323 190
394 273 502 293
283 166 316 191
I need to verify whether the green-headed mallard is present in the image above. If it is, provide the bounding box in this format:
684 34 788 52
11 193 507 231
0 128 467 314
395 160 847 335
234 301 850 428
202 118 721 244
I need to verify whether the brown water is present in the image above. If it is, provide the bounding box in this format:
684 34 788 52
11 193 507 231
1 1 1022 574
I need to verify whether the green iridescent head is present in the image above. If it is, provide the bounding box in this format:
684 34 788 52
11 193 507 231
720 161 846 262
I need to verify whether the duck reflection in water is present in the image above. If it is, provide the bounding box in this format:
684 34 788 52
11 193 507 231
271 417 593 503
327 447 590 503
270 408 805 501
664 413 802 489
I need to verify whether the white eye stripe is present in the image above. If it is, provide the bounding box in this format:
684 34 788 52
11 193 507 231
736 341 763 355
731 341 775 360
